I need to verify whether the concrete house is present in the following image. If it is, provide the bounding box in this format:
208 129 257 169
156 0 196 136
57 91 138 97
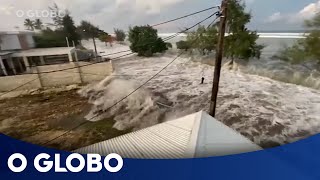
0 31 35 76
0 31 76 76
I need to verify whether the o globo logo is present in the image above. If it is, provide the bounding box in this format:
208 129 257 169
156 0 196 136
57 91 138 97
7 153 123 173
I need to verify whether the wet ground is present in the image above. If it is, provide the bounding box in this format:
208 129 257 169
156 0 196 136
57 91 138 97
0 90 130 151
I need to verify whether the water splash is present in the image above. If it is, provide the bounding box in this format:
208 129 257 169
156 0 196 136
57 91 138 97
78 76 164 131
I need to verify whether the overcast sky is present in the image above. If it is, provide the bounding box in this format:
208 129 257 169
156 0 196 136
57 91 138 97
0 0 319 32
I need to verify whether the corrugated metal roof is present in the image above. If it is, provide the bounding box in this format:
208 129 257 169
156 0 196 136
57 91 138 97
193 112 261 158
75 111 261 159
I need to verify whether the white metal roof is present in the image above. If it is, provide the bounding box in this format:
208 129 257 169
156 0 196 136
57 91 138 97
12 47 75 57
75 111 261 159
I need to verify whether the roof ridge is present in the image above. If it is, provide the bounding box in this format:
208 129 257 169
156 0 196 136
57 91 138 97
184 111 203 158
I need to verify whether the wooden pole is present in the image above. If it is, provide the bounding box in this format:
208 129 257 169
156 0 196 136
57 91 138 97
209 0 228 117
92 35 98 60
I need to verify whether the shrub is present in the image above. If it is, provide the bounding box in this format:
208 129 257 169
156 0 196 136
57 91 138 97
129 25 168 57
166 42 173 49
176 40 190 51
114 29 126 42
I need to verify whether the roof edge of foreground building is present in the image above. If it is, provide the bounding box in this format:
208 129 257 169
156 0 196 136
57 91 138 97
75 111 262 159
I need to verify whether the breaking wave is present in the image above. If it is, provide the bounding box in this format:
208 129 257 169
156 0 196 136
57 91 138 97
78 76 165 131
80 39 320 148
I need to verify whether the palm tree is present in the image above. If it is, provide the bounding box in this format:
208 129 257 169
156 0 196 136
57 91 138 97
34 19 43 30
24 19 34 31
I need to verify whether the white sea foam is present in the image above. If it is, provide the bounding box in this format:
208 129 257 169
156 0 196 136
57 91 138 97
80 39 320 148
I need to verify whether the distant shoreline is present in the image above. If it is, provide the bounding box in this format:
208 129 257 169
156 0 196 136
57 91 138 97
158 32 307 39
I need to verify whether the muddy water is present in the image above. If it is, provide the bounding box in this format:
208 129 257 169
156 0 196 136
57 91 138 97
79 54 320 148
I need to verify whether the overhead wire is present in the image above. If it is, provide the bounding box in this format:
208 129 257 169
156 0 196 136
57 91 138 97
1 9 221 97
41 12 221 146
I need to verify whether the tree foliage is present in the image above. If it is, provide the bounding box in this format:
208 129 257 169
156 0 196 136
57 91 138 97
34 19 43 30
98 33 110 42
63 13 80 46
34 4 80 48
114 29 126 41
48 3 64 28
166 42 173 49
182 0 263 61
128 25 168 57
24 19 34 31
78 20 107 40
276 13 320 64
34 28 67 48
224 0 263 61
186 25 218 55
176 40 191 51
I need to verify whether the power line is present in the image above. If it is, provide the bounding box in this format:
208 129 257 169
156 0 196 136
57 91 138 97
41 13 220 146
0 11 220 98
4 7 221 76
163 12 220 42
150 6 220 27
13 12 220 76
41 51 185 146
104 12 219 57
90 6 220 57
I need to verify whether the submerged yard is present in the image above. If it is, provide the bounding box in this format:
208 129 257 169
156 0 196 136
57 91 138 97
0 90 130 151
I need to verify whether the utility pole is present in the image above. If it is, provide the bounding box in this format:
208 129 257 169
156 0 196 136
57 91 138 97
92 35 98 59
83 29 98 60
209 0 228 117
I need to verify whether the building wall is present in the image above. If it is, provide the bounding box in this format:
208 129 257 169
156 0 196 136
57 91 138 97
0 74 41 91
79 61 113 82
0 34 21 50
25 34 35 48
0 61 113 92
37 63 82 87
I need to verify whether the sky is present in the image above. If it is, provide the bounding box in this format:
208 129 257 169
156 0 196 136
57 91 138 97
0 0 319 32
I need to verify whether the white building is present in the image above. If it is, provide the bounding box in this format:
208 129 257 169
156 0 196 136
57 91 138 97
76 111 261 159
0 31 35 50
0 31 77 76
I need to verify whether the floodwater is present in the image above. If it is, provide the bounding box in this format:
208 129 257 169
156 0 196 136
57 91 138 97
80 35 320 148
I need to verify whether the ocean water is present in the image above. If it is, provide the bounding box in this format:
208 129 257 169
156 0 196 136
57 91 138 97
159 33 320 90
160 33 303 56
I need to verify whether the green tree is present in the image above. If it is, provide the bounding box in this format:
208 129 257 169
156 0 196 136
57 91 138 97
303 14 320 63
224 0 264 62
176 40 191 51
78 20 102 39
128 25 168 57
34 19 43 30
48 3 64 28
276 12 320 64
166 42 173 49
34 28 66 48
98 33 109 42
62 13 80 46
186 25 218 55
114 29 126 41
24 19 34 31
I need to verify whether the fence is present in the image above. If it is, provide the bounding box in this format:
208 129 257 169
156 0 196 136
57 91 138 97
0 61 113 92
